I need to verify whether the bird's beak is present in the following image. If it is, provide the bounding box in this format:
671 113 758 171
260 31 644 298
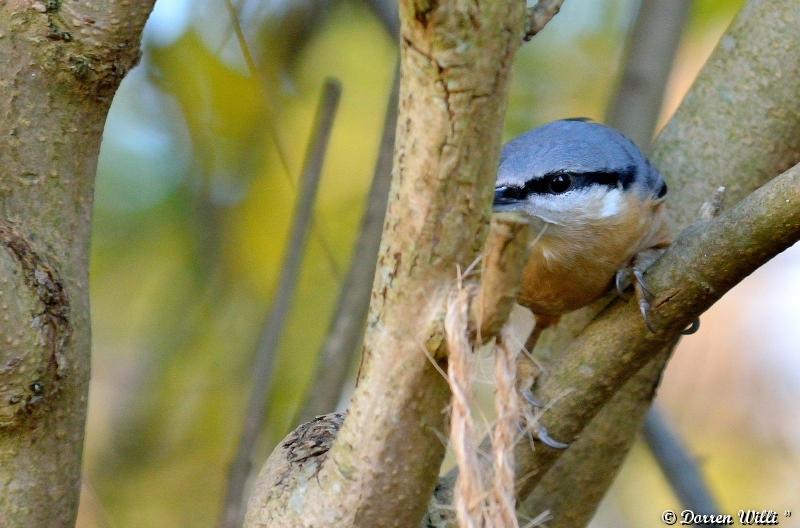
493 186 518 209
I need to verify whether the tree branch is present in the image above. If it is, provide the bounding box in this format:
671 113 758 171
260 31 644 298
220 79 342 528
432 160 800 526
525 0 565 41
473 214 532 341
0 1 154 525
518 1 698 523
522 0 800 520
431 1 800 521
643 408 720 516
244 2 527 526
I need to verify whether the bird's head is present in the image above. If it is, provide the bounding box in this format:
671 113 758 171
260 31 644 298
493 119 667 232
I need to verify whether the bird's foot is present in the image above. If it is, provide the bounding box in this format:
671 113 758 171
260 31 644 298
519 383 569 449
615 267 633 299
618 249 700 335
633 267 658 333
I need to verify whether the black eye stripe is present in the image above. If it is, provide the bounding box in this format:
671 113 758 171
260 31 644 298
495 166 638 201
519 167 636 197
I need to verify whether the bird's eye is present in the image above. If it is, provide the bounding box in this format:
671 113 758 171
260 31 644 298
548 174 572 194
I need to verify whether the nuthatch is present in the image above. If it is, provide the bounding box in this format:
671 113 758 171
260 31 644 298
492 119 688 447
494 118 671 334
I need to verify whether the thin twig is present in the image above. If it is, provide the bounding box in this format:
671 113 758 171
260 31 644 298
472 213 532 342
223 0 342 279
293 64 400 426
643 407 721 518
524 0 565 41
218 79 342 528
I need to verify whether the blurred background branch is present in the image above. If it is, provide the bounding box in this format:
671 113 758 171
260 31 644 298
219 79 342 528
607 0 691 150
363 0 400 36
644 407 721 517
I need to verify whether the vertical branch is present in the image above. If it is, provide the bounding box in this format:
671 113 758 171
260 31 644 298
0 1 154 525
220 79 342 528
294 66 400 426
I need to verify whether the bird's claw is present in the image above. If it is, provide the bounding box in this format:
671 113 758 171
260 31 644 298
632 269 654 300
635 275 702 335
682 317 701 335
518 387 569 448
615 268 632 299
638 296 658 333
619 253 703 335
633 268 658 333
521 388 544 408
533 422 569 450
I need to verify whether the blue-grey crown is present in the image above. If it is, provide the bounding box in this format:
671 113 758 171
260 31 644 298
494 119 666 205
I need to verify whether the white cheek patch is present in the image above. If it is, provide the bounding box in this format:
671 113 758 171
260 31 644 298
599 189 623 218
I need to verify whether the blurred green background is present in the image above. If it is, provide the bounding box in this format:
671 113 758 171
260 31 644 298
77 1 800 526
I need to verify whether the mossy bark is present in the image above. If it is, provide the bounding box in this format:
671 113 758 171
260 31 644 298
0 2 153 525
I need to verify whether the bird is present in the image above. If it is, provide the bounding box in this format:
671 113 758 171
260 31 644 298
494 118 672 334
493 118 678 448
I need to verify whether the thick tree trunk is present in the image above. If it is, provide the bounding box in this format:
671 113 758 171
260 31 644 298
0 2 153 525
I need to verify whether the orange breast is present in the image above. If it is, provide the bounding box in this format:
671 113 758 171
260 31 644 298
517 197 669 316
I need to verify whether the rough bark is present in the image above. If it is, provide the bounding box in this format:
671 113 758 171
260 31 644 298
244 1 527 527
0 2 153 525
